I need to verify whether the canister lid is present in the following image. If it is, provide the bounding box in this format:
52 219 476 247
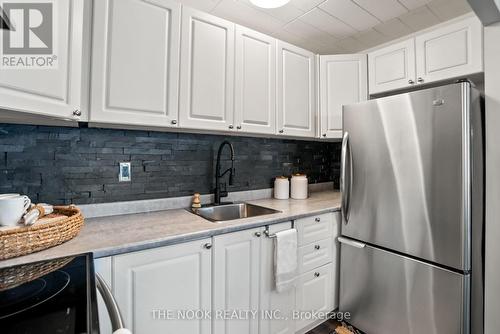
292 173 307 178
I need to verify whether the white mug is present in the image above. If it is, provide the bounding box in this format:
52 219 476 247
0 195 31 226
0 193 20 199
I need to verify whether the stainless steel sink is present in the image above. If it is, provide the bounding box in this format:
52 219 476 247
190 202 281 222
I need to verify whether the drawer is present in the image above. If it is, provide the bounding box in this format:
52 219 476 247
298 237 333 274
295 263 334 331
296 213 333 246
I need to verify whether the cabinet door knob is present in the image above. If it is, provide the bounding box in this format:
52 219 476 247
254 232 262 237
314 245 320 250
279 129 284 134
408 79 415 85
417 77 424 83
171 120 177 125
322 134 327 137
204 243 212 249
237 125 242 130
73 109 82 117
229 125 234 129
314 272 320 278
315 217 321 222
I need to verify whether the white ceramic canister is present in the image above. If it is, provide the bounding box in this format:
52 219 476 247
274 176 290 200
290 174 308 199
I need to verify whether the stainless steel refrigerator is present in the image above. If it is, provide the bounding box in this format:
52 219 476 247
339 82 484 334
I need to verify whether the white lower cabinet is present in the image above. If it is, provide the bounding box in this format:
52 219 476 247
112 239 212 334
213 227 263 334
295 264 334 332
94 257 113 334
259 222 296 334
296 213 334 246
95 212 340 334
294 212 339 333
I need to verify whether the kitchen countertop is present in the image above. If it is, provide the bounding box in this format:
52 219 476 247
0 191 341 268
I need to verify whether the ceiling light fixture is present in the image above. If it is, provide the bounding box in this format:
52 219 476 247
249 0 290 9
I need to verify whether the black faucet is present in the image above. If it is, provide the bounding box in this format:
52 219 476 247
214 140 235 205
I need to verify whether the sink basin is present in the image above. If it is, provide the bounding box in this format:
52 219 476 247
190 202 281 222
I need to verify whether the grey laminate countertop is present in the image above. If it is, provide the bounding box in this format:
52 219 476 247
0 191 341 268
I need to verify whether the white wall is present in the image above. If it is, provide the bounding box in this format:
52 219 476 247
484 22 500 334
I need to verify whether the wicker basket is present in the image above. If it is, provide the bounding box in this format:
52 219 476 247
0 256 74 291
0 206 84 260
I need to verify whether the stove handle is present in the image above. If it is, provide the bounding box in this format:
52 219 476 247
95 273 132 334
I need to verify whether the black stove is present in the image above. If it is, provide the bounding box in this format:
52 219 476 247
0 254 99 334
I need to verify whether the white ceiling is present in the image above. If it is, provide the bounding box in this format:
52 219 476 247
177 0 473 54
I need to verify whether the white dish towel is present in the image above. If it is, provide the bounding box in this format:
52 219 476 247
274 228 298 293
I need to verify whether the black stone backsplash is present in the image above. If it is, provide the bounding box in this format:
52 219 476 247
0 124 340 205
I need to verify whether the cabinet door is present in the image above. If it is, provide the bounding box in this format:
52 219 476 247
90 0 180 127
0 0 86 120
319 54 367 139
259 222 295 334
295 264 334 332
277 41 316 138
298 238 333 274
332 212 341 309
368 39 416 95
179 7 235 131
295 213 333 246
234 25 276 135
213 227 263 334
113 239 212 334
416 16 483 84
94 257 113 334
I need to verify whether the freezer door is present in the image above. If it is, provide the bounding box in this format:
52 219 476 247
342 83 472 270
339 237 469 334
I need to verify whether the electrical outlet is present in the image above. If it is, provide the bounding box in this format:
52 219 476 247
119 162 131 182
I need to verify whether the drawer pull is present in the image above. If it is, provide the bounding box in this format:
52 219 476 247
314 272 320 278
314 245 320 250
315 217 321 222
254 232 262 237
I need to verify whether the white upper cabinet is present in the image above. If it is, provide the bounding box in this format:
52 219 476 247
0 0 87 121
179 7 235 132
319 54 367 139
213 227 262 334
112 239 212 334
90 0 180 127
369 16 484 95
277 41 316 138
415 16 483 84
368 38 416 95
234 26 276 135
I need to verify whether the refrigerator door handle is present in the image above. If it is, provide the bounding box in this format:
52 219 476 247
338 237 366 248
341 132 352 223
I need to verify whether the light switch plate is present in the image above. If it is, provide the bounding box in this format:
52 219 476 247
119 162 131 182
